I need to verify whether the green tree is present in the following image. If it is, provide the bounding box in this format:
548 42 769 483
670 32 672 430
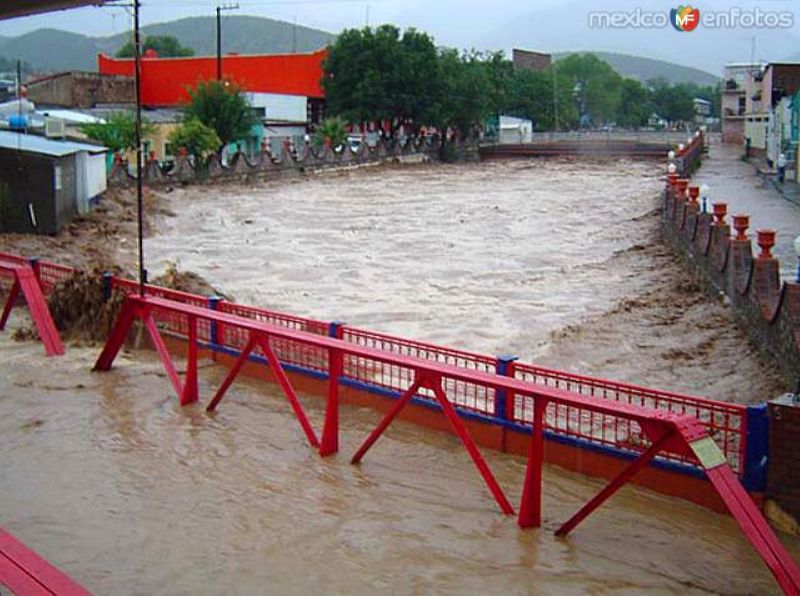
554 54 623 126
168 118 221 157
182 80 258 150
647 78 694 123
79 111 155 152
617 78 651 128
505 68 565 130
323 25 440 134
116 35 194 58
433 49 494 137
313 117 348 148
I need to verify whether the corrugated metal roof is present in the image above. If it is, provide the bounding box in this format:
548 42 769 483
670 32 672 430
0 1 108 20
37 109 106 125
0 131 107 157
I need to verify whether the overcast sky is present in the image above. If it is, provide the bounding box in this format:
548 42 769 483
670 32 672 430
0 0 798 74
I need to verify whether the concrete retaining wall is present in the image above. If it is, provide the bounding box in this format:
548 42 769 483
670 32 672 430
108 136 444 187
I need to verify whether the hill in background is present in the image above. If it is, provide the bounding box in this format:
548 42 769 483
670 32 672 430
0 16 333 72
555 51 719 87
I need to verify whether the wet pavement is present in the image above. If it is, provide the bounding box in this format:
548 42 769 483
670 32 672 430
692 140 800 281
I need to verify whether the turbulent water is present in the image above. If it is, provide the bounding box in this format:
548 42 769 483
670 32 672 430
148 160 664 360
2 158 796 594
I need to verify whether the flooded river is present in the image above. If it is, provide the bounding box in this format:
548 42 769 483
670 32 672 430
1 158 795 594
149 160 662 359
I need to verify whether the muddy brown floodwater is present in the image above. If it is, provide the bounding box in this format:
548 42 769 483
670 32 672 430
1 335 798 595
1 159 794 594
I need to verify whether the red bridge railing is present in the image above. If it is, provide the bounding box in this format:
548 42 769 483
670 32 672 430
0 253 749 479
103 274 749 477
512 363 746 473
90 292 799 593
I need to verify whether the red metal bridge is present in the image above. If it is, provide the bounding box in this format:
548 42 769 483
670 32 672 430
1 248 798 594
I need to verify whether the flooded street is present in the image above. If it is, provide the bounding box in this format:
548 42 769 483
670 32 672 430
693 141 800 281
1 331 796 595
1 157 794 594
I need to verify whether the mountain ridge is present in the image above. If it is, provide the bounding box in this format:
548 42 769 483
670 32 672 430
554 50 719 87
0 15 719 88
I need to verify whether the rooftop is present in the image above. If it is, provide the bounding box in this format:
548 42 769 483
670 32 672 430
0 130 106 157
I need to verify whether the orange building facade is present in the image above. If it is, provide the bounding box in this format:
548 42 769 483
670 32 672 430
97 48 327 108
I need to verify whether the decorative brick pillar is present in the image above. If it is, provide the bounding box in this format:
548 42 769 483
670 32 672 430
733 214 750 240
767 395 800 523
688 185 700 206
712 202 727 225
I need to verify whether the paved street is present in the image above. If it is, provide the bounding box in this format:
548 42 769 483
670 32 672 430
693 139 800 280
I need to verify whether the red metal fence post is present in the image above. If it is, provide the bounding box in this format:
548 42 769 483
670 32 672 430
206 333 258 412
351 377 423 463
181 314 199 405
518 398 547 528
320 322 345 456
320 347 343 456
555 430 674 537
257 335 320 448
0 279 20 331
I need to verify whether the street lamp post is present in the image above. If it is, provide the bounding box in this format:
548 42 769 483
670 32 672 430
700 184 710 214
216 3 239 80
794 235 800 283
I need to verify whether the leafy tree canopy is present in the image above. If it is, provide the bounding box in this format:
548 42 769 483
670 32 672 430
168 118 221 157
323 25 440 131
182 80 258 149
116 35 195 58
323 25 715 133
79 111 155 152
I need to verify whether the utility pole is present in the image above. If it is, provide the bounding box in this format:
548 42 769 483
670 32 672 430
216 3 239 80
133 0 145 294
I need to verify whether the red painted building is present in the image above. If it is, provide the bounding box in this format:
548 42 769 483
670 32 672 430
97 48 327 108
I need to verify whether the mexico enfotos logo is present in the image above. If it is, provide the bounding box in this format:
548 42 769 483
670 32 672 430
588 5 794 30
